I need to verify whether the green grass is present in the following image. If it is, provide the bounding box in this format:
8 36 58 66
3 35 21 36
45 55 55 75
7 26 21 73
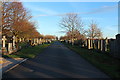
18 42 28 47
63 42 120 78
3 44 50 58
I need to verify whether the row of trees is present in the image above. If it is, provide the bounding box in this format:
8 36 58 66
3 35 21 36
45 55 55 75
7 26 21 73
1 1 56 40
1 1 42 38
59 13 102 44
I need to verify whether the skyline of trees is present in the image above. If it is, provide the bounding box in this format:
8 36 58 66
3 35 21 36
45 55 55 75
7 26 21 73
87 21 103 39
59 13 85 45
1 0 103 41
1 1 56 40
59 13 103 45
1 1 41 38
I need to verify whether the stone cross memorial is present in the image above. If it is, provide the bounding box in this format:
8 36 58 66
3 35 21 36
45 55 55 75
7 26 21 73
2 36 7 48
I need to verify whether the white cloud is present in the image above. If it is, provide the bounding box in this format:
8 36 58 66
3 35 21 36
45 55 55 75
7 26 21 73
33 4 117 17
85 5 118 14
35 8 58 15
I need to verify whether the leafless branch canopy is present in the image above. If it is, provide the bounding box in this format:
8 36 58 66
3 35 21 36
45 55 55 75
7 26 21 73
59 13 83 33
87 20 102 39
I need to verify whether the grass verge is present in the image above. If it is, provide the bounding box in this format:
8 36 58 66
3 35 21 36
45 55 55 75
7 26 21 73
3 43 50 58
63 42 120 78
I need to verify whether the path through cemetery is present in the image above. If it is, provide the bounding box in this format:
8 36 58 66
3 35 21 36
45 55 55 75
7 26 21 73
3 41 109 78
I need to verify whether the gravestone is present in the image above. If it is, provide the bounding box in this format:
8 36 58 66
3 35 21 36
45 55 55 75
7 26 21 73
93 39 96 49
116 34 120 58
2 36 7 54
100 39 103 51
36 38 39 44
65 40 68 43
27 38 29 42
85 39 87 47
8 43 13 54
90 39 93 49
7 37 13 54
13 36 16 51
15 37 18 43
19 38 22 42
105 38 108 52
2 36 7 48
97 40 100 50
87 39 91 49
22 38 25 42
39 38 41 44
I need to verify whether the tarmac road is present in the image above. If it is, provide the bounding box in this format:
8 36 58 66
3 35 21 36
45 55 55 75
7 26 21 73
2 41 109 79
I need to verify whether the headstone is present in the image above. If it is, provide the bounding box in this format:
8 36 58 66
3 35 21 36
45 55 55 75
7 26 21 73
15 37 18 43
2 36 7 48
85 40 87 47
100 39 103 51
90 39 93 49
36 38 39 44
116 34 120 58
2 36 7 54
93 39 96 49
39 38 41 44
21 38 23 42
65 40 68 43
33 38 36 45
19 38 22 42
13 36 16 50
97 39 100 50
88 39 91 49
105 38 108 52
8 43 13 54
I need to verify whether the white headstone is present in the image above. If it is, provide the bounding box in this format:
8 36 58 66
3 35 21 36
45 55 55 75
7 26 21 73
98 40 100 50
33 38 37 45
90 39 93 49
19 38 22 42
85 40 87 47
100 39 103 51
22 38 25 42
8 43 13 54
2 36 7 48
39 38 41 44
13 36 16 48
36 38 39 44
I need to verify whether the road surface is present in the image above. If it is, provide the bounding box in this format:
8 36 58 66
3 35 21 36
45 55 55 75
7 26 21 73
2 41 109 78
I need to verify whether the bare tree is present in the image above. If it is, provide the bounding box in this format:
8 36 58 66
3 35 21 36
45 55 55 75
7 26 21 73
59 13 84 45
87 21 102 39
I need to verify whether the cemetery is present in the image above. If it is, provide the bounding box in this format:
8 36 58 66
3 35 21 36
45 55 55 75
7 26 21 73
1 35 53 57
61 34 120 59
1 1 120 79
60 34 120 78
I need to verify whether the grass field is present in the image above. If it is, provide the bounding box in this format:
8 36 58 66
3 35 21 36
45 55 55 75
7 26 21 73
3 43 50 58
63 42 120 78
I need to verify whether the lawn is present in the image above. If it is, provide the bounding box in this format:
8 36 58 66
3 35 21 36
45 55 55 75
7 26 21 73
3 43 50 58
63 42 120 78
